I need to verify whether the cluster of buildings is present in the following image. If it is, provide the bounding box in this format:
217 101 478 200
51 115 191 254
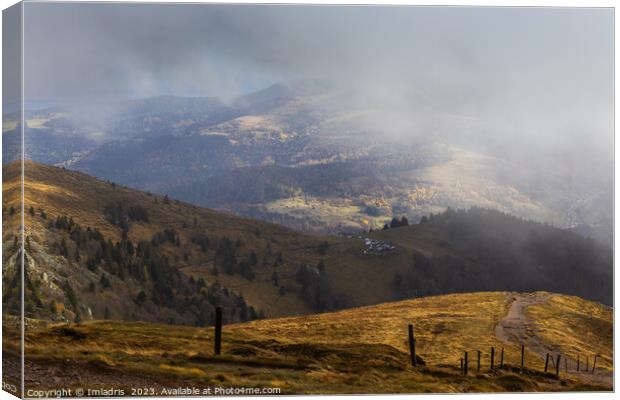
361 237 395 255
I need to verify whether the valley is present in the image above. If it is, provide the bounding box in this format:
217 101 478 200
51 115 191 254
2 161 612 329
3 80 612 242
1 130 613 396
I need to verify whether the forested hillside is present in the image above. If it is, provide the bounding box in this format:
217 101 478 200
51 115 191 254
385 208 612 305
2 162 612 329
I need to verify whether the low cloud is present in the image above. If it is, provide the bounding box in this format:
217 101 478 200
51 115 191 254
22 4 613 180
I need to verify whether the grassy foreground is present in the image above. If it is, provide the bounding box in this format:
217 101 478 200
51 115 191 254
4 291 613 395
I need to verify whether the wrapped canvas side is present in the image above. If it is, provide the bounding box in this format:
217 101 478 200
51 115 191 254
3 2 24 398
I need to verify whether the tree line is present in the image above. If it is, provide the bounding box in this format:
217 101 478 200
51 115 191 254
393 207 612 305
22 209 264 325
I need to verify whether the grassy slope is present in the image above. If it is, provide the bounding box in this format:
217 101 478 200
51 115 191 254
6 161 612 320
527 294 614 371
5 292 612 394
5 161 464 319
9 161 331 317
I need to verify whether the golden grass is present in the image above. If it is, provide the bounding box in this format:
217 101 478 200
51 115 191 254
527 294 613 371
7 292 612 394
235 291 515 366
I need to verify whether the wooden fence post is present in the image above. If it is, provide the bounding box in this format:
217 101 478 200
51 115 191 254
520 345 525 372
460 358 464 375
477 350 481 372
500 347 504 369
555 355 561 376
586 356 589 372
408 324 417 367
577 354 580 371
490 347 495 370
214 306 222 355
591 355 598 374
464 351 469 375
544 353 549 373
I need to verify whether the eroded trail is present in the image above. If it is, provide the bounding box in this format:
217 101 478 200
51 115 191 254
494 292 555 356
495 292 612 387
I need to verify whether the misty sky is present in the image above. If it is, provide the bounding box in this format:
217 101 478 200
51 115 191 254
23 4 612 103
18 4 614 172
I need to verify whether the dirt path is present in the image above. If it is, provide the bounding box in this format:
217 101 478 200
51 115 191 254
495 292 612 387
494 292 555 356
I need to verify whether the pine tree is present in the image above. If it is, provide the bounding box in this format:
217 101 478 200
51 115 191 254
271 271 279 286
135 290 147 304
63 281 79 313
390 217 400 229
59 238 69 258
275 252 283 265
249 251 258 266
100 273 111 289
318 241 329 255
